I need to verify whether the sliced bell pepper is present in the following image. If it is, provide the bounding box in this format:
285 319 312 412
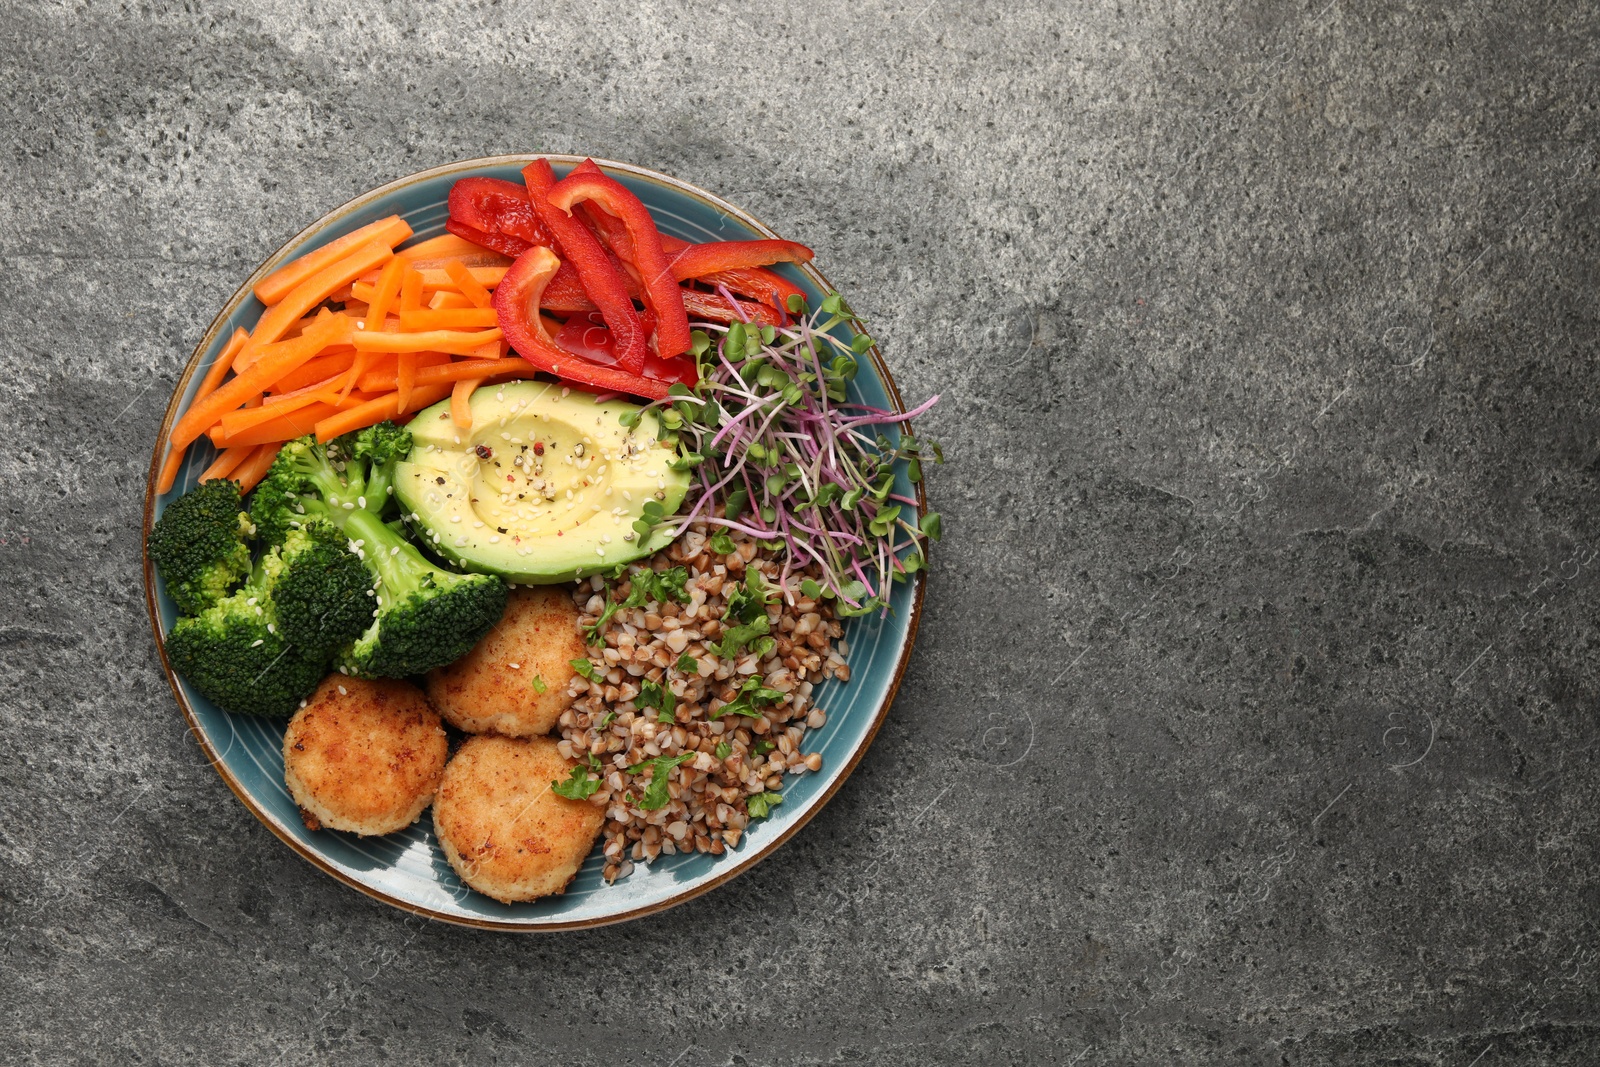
491 245 671 400
553 313 701 391
448 177 555 248
546 162 691 360
522 159 648 372
445 219 532 260
664 237 813 278
680 287 783 327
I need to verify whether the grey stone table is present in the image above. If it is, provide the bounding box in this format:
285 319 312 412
3 1 1596 1063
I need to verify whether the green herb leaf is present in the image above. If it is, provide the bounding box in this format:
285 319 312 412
569 658 600 681
921 511 943 541
531 675 548 695
637 678 676 723
800 577 822 599
628 752 696 810
676 653 699 674
716 614 771 660
709 530 737 555
786 293 806 314
715 740 732 759
552 763 601 801
747 791 784 818
712 676 786 719
753 740 776 756
689 329 711 358
724 488 749 521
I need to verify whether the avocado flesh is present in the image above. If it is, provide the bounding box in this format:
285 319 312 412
394 380 689 583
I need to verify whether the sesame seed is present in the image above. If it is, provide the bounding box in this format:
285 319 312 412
338 685 348 696
250 639 264 647
508 663 520 670
357 496 367 508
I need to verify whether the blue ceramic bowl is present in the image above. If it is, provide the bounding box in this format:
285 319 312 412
142 157 926 929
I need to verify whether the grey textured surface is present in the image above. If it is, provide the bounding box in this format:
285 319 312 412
3 0 1598 1063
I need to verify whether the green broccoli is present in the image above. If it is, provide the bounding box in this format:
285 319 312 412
250 423 507 678
163 554 327 717
148 478 256 615
270 520 374 656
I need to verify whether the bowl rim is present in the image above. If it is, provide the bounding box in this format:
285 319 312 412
141 154 927 931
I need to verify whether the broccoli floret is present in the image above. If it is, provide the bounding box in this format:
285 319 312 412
250 424 508 678
271 520 374 656
148 478 256 615
163 556 326 717
337 506 508 677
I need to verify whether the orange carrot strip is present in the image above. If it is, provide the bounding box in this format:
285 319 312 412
444 259 495 308
328 284 355 304
237 242 392 369
396 352 417 411
156 327 251 493
428 290 473 310
172 312 351 449
314 383 454 443
418 266 508 290
233 443 284 494
353 328 502 356
198 445 255 483
396 234 500 264
452 377 484 428
254 216 411 306
399 268 423 315
210 402 345 448
271 352 358 395
398 308 499 331
364 258 405 330
357 357 530 392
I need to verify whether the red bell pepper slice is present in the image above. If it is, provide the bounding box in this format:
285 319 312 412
698 266 805 311
448 177 555 248
540 262 598 313
665 238 813 279
522 159 648 373
680 288 782 327
444 219 532 260
553 313 700 390
546 163 692 360
491 245 671 400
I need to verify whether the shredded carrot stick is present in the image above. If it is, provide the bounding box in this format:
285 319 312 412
353 328 502 356
198 445 255 483
314 383 453 442
271 352 358 394
399 267 423 314
396 234 502 264
428 290 473 310
156 327 252 494
417 266 508 290
233 443 284 494
254 216 411 306
470 337 506 360
328 285 355 304
221 387 369 438
452 377 484 428
357 357 533 392
365 258 405 329
210 402 346 448
172 311 352 449
398 308 499 331
396 352 417 411
444 259 495 308
236 242 392 369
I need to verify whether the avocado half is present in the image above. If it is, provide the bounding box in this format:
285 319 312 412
394 381 689 583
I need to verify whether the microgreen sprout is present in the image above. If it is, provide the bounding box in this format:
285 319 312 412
642 293 943 615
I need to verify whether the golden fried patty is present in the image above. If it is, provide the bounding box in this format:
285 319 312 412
425 585 586 738
283 676 449 836
431 735 603 903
